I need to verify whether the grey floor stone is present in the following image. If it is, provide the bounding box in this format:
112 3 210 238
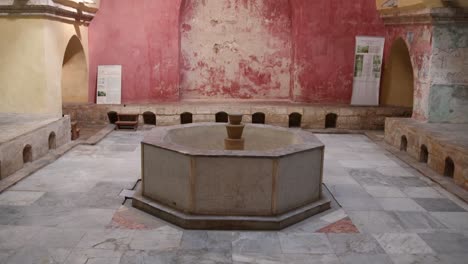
418 232 468 254
232 232 282 255
279 233 333 254
347 211 405 233
376 198 426 212
180 231 237 251
430 212 468 231
372 233 434 254
413 198 466 212
327 234 385 255
338 254 394 264
392 211 448 231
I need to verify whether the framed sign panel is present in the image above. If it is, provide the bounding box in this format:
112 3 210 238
97 65 122 104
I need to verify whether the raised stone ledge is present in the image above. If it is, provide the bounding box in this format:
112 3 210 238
0 0 97 22
380 7 468 25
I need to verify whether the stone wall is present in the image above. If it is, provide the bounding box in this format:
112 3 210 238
0 116 71 179
385 118 468 190
63 103 411 130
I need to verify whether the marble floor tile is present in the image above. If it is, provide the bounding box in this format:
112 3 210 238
232 232 281 255
0 191 45 206
372 233 434 254
402 187 444 198
3 246 71 264
376 167 415 177
327 234 385 255
119 249 178 264
386 177 431 188
176 249 232 264
281 253 341 264
64 248 122 264
328 184 371 198
279 233 333 254
347 211 405 233
320 209 347 224
390 254 468 264
0 206 24 225
76 228 134 251
362 186 406 198
0 225 41 250
430 212 468 231
376 198 426 212
323 176 360 185
232 252 282 264
419 232 468 254
338 254 394 264
337 197 383 211
413 198 466 212
180 231 237 251
392 211 447 231
26 227 86 249
130 228 183 251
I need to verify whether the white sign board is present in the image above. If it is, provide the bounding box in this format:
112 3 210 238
351 36 385 106
97 65 122 104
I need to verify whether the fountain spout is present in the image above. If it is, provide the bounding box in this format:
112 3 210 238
224 114 245 150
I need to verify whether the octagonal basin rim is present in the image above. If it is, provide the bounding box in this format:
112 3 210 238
142 123 324 158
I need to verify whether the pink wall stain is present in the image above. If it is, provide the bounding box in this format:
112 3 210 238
89 0 412 105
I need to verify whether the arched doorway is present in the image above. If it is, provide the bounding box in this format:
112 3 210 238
179 0 292 100
381 38 414 108
400 135 408 152
252 112 266 124
62 35 88 104
444 157 455 178
289 113 302 128
215 112 228 123
420 145 429 163
325 113 338 129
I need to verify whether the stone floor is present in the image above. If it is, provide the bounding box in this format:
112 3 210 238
0 130 467 264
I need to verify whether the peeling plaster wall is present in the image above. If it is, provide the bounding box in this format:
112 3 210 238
428 25 468 123
89 0 389 104
290 0 386 103
384 25 433 121
88 0 182 103
180 0 292 100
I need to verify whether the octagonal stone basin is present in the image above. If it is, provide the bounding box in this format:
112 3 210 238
133 123 330 230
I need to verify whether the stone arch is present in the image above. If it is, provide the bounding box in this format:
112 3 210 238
381 37 414 108
215 112 228 123
444 157 455 178
23 145 32 164
62 35 88 104
48 132 57 150
325 113 338 129
143 111 157 125
179 0 293 100
252 112 266 124
289 112 302 128
420 144 429 163
400 135 408 152
181 112 193 124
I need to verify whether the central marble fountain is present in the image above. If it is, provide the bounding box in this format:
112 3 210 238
132 114 330 230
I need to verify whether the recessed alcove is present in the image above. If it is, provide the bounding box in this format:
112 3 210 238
400 135 408 151
215 112 228 123
48 132 56 150
23 145 32 164
252 112 266 124
420 145 429 163
180 112 193 124
325 113 338 129
444 157 455 178
289 113 302 128
143 112 157 125
107 111 118 124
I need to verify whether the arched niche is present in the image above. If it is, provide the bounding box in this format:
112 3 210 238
400 135 408 152
179 0 293 100
215 112 228 123
49 132 57 150
23 145 32 164
420 144 429 163
62 35 88 104
252 112 266 124
381 38 414 108
444 157 455 178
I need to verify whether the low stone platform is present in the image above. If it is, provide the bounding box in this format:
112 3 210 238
385 118 468 190
0 113 71 179
63 102 411 130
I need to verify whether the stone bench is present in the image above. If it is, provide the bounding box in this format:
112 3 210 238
115 114 139 130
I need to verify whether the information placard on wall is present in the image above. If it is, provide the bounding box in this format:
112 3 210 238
97 65 122 104
351 36 385 106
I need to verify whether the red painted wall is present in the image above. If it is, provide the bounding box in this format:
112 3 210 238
290 0 386 103
89 0 386 104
